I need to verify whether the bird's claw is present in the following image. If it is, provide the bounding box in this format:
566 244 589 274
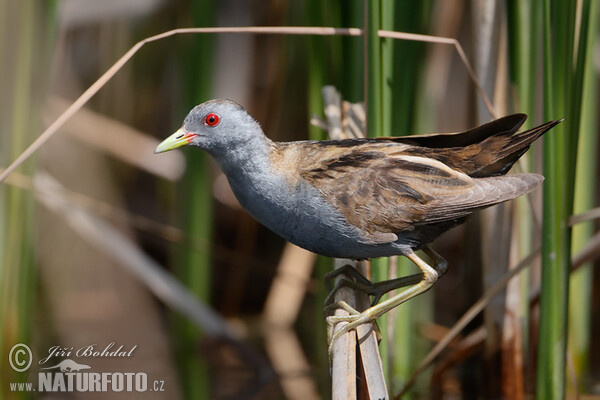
325 302 376 362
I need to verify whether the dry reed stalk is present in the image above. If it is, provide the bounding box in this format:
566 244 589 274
323 86 387 399
0 26 497 184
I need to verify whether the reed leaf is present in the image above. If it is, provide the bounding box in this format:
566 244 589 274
537 0 594 398
567 0 597 392
172 2 215 398
366 0 390 381
506 1 543 377
340 0 364 102
0 1 56 396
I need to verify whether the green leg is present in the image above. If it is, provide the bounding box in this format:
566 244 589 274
326 247 446 358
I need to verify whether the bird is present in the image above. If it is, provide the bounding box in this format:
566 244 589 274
155 99 560 354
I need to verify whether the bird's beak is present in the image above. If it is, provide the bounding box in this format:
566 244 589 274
154 128 196 154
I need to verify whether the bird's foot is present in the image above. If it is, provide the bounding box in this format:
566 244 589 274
325 301 376 361
324 248 447 363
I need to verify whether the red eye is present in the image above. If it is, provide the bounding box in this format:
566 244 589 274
204 113 220 127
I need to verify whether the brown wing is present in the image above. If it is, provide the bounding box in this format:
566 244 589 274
296 145 541 245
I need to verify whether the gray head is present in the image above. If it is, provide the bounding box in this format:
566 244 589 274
154 99 266 157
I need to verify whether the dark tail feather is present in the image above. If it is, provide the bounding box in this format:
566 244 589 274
501 119 562 158
472 119 562 177
393 113 528 148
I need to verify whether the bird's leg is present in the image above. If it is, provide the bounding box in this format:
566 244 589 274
324 271 423 310
324 264 373 292
325 264 420 308
326 246 446 358
366 274 424 305
362 247 447 305
325 248 447 309
422 247 448 277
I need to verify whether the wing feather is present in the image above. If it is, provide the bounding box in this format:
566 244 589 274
295 145 542 244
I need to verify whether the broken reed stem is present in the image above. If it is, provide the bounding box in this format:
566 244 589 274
323 86 387 399
323 87 359 399
0 26 496 184
330 260 359 399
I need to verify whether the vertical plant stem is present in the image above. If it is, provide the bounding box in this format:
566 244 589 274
537 1 569 395
383 1 433 395
366 0 390 382
365 1 434 392
381 0 394 138
173 2 215 398
537 0 592 398
1 3 36 393
340 1 364 103
0 1 56 396
380 0 397 384
567 0 597 392
506 1 544 395
306 1 327 143
366 0 382 139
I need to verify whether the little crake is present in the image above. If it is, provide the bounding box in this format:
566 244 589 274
155 99 560 352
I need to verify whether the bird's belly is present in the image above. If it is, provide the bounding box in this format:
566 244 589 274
280 216 411 260
228 175 408 259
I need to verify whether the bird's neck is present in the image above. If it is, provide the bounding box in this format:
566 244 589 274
214 137 292 231
212 134 277 185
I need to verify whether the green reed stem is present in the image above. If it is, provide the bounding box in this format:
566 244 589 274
172 2 215 398
567 0 596 392
537 0 593 398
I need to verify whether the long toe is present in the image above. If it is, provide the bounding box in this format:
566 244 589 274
326 311 376 360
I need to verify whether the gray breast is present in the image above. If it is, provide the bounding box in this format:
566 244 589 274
225 168 409 259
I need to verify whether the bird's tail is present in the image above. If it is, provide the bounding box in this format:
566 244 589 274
470 119 562 177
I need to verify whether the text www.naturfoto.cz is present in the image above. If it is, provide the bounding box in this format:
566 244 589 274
10 372 150 392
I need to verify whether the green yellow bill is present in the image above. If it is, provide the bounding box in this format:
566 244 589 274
154 128 195 154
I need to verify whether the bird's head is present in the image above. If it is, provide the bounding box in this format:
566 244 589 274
155 99 263 156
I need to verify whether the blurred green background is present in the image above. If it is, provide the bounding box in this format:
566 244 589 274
1 0 598 399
